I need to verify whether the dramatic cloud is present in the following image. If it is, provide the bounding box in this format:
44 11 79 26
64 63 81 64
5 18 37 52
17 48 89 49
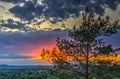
0 29 120 59
0 0 25 4
0 29 68 59
9 0 44 21
8 0 120 22
0 19 31 31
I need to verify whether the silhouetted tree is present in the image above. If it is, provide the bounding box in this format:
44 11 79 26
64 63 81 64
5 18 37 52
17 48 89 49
41 9 120 79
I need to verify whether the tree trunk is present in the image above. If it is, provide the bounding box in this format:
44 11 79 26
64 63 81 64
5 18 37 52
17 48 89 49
85 56 89 79
85 46 89 79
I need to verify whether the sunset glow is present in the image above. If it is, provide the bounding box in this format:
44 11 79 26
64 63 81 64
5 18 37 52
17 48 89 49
40 48 120 62
0 0 120 65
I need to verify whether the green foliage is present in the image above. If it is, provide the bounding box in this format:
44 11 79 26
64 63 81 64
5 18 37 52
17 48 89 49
90 65 120 79
0 69 59 79
49 68 82 79
0 67 120 79
49 65 120 79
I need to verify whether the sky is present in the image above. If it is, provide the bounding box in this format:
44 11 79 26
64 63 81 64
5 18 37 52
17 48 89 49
0 0 120 65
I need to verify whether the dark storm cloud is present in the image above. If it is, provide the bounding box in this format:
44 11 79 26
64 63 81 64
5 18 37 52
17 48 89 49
9 0 82 22
9 0 44 21
0 29 67 46
0 0 25 4
0 19 31 31
8 0 120 22
0 29 67 59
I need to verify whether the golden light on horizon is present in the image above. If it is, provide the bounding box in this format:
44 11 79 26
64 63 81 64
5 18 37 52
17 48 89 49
39 48 120 63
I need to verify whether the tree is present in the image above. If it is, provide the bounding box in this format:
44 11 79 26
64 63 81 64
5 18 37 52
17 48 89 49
41 9 120 79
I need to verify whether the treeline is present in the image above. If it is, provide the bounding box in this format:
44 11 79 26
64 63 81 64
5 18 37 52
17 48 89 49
0 69 57 79
0 65 120 79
